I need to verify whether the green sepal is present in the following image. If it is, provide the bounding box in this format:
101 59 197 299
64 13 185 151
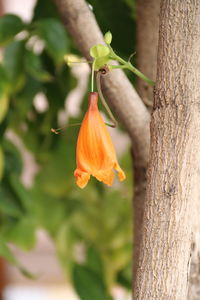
90 44 110 71
90 44 110 58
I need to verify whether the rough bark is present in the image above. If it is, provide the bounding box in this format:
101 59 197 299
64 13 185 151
133 0 160 279
134 1 200 299
53 0 150 168
136 0 160 106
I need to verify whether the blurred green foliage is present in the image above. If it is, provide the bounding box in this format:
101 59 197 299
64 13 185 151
0 0 135 299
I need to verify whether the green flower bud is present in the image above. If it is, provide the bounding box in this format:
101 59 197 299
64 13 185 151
104 31 112 45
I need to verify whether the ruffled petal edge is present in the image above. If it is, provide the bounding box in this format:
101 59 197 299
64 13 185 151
74 162 126 189
114 163 126 182
94 169 115 186
74 169 90 189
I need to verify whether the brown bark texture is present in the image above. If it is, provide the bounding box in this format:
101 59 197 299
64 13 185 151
133 0 160 280
136 0 160 106
134 1 200 300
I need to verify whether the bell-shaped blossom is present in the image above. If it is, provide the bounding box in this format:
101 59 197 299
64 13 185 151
74 92 126 188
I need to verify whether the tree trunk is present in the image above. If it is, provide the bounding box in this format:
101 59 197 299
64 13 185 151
136 0 160 106
133 0 160 280
134 1 200 299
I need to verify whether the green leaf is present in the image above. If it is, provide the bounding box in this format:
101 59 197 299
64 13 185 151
0 183 23 217
0 14 25 46
0 64 10 92
86 246 104 277
117 264 131 290
0 239 36 279
33 0 60 21
10 175 34 213
3 41 25 92
35 135 75 197
6 217 36 251
19 267 36 279
0 93 9 123
0 146 4 180
73 264 113 300
36 19 69 64
25 50 53 82
0 65 10 122
0 240 17 264
4 140 23 176
14 76 42 119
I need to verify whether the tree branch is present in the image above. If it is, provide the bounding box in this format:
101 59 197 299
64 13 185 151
53 0 150 167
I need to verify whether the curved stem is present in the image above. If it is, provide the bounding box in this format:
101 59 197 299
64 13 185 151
108 45 155 86
96 71 117 128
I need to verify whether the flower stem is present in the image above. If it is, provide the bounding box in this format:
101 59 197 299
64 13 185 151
96 71 117 128
126 62 155 86
108 45 155 86
91 61 95 92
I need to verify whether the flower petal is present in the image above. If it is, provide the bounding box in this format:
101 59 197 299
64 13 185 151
114 163 126 181
74 169 90 189
94 168 115 186
74 92 126 188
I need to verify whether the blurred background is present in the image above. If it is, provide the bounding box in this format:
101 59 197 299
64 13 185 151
0 0 136 299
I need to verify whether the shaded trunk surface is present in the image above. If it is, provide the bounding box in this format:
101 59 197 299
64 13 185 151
133 0 160 282
136 0 160 106
134 1 200 299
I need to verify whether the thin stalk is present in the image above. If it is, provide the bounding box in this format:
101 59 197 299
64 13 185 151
91 61 95 92
109 65 127 69
108 45 155 86
51 122 81 134
96 71 117 128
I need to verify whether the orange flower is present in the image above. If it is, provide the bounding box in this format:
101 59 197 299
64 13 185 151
74 92 126 188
